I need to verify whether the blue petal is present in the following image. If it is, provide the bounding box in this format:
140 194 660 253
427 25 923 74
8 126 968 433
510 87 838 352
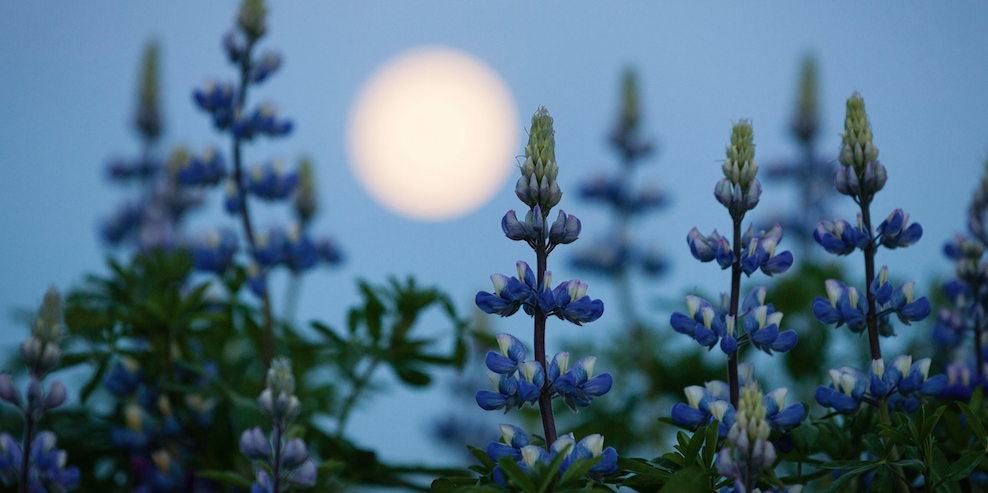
693 325 718 347
770 331 798 352
813 298 843 325
487 442 521 462
476 292 516 316
770 403 805 428
760 251 793 276
720 335 738 354
751 325 779 347
591 447 619 476
831 393 861 413
517 380 541 403
554 372 577 394
486 351 518 374
814 386 835 408
670 312 698 336
918 374 947 396
582 373 612 397
670 403 709 427
476 391 508 411
897 297 931 323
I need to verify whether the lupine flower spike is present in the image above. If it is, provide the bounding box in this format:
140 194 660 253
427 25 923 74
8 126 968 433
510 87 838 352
671 121 794 409
0 288 80 492
474 107 616 482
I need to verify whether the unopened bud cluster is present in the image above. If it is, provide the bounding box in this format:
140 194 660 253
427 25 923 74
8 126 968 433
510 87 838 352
241 357 317 492
835 93 886 198
715 120 762 218
717 385 777 492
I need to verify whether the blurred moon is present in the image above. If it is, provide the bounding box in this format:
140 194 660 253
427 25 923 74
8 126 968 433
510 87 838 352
347 46 518 221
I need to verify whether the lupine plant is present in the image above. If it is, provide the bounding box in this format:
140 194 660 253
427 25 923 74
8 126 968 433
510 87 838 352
0 288 80 493
465 107 621 489
570 68 669 327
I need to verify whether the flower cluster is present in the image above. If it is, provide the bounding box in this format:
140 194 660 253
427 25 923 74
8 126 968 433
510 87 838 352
671 288 797 357
571 69 669 287
485 425 618 486
475 262 604 325
716 386 781 493
812 274 930 337
476 336 613 415
815 355 946 414
239 358 317 493
671 365 804 440
688 223 793 276
0 288 79 492
812 93 928 344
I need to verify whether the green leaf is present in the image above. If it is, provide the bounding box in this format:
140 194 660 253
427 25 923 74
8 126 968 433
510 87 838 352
878 425 914 447
683 428 706 467
432 478 456 493
617 457 668 476
790 422 819 452
197 470 253 489
79 355 110 403
558 456 602 487
888 459 925 472
498 457 536 493
920 406 947 443
819 460 876 470
945 450 985 482
469 445 496 470
311 321 345 346
394 366 431 386
957 401 987 448
702 423 720 466
861 434 887 459
538 447 570 493
820 464 880 493
867 466 892 493
657 466 713 493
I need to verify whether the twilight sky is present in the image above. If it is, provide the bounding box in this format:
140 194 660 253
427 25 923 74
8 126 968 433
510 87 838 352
2 1 988 466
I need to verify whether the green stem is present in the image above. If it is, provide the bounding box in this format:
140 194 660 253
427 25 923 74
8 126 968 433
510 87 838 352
728 215 743 408
335 357 381 440
534 241 557 446
859 194 882 360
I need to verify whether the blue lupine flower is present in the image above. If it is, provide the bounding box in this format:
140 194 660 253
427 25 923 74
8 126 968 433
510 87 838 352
190 229 238 273
570 237 667 277
579 175 668 215
762 388 805 430
813 218 868 255
876 208 923 249
744 305 798 354
101 202 144 245
895 357 947 396
107 156 160 182
940 362 985 401
0 433 23 484
239 426 271 461
538 279 604 325
815 366 867 413
224 179 244 215
104 358 142 397
250 51 282 84
887 281 931 325
476 362 544 413
562 434 619 477
192 80 236 129
687 228 734 269
548 210 581 246
670 295 723 349
177 147 226 186
670 385 736 434
552 356 612 411
248 161 299 200
285 226 319 272
739 224 793 276
486 334 527 376
813 280 867 333
235 103 294 140
27 432 81 492
252 227 287 267
317 237 343 265
476 262 538 317
486 424 529 463
247 263 267 297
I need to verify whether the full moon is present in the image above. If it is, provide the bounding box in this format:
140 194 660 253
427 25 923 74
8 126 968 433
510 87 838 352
346 46 518 221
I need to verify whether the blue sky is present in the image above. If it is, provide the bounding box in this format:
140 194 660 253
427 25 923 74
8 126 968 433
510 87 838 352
2 1 988 465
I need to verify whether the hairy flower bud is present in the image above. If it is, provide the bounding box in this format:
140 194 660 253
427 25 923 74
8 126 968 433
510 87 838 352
239 427 271 461
293 157 317 223
519 107 562 213
791 55 819 143
723 120 757 187
135 42 162 141
44 381 67 410
281 438 309 469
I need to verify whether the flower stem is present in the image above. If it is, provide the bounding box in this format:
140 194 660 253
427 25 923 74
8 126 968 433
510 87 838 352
534 242 558 447
232 38 276 370
335 357 381 440
19 409 33 493
272 423 283 493
859 196 883 360
973 279 984 383
728 216 743 408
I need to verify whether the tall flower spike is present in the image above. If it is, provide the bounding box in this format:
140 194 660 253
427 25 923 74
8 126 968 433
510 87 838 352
839 92 878 176
791 55 819 143
516 107 561 213
716 120 761 219
135 42 162 141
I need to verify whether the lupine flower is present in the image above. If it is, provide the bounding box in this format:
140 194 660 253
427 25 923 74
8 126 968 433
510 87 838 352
177 147 226 186
247 263 267 297
714 120 762 219
250 51 282 84
940 361 985 401
486 424 529 463
107 156 160 183
293 157 318 223
876 208 923 249
104 358 142 397
252 227 287 267
579 175 667 215
670 295 724 349
558 434 619 477
813 218 868 255
548 210 581 246
812 280 867 333
475 262 538 317
739 224 793 277
317 237 343 264
235 103 294 140
514 108 561 212
193 80 236 129
476 362 544 413
538 279 605 325
101 202 145 245
248 161 298 200
816 356 946 414
671 385 727 428
224 178 244 215
485 334 527 376
190 229 239 273
285 226 319 272
552 356 612 411
687 228 733 268
571 237 666 277
762 388 804 430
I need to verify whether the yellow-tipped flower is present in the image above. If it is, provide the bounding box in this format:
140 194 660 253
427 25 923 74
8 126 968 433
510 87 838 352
839 92 879 174
238 0 267 41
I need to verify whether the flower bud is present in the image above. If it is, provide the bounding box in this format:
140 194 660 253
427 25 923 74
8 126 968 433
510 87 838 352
744 179 761 211
135 42 162 141
839 92 879 175
281 438 309 469
239 427 271 461
791 55 819 143
501 210 529 241
293 157 318 223
237 0 267 40
289 458 318 487
714 178 734 209
723 120 757 187
0 374 20 407
44 381 67 410
548 210 581 245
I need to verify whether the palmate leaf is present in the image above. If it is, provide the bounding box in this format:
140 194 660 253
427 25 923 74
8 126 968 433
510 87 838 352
498 457 536 493
820 463 880 493
198 470 253 489
657 466 712 493
956 401 987 447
